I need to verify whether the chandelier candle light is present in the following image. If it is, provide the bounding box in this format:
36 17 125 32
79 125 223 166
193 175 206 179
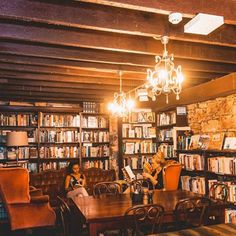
108 71 135 117
147 36 184 103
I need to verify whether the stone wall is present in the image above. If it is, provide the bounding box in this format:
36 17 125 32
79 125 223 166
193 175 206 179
187 93 236 136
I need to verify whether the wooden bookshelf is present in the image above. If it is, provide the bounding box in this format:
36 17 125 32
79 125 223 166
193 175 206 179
0 106 111 172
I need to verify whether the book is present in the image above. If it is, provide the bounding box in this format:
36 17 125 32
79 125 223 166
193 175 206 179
223 137 236 150
189 135 200 149
208 133 225 150
122 165 136 181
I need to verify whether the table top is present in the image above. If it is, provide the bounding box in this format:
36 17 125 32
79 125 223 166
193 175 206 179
150 223 236 236
72 189 202 223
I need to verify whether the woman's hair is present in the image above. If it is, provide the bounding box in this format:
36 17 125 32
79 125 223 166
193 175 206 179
67 161 80 174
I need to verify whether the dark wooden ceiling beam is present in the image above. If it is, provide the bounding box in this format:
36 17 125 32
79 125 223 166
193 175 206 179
0 71 143 86
0 89 105 100
77 0 236 25
0 53 235 74
0 23 236 63
0 78 130 91
0 84 114 96
0 62 227 82
0 94 101 103
0 0 235 47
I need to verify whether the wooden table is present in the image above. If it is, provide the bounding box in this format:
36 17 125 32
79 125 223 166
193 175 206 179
71 190 223 236
150 223 236 236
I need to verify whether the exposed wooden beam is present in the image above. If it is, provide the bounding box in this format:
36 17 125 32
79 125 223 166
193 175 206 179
0 78 130 91
0 84 114 96
0 54 235 74
0 0 235 46
143 72 236 111
0 23 236 63
0 62 146 80
0 71 143 86
78 0 236 25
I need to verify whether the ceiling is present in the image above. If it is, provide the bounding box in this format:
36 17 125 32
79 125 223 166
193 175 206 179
0 0 235 104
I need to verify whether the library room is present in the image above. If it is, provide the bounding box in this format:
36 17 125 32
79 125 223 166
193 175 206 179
0 1 236 236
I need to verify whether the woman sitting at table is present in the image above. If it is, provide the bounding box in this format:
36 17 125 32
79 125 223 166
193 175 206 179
142 149 166 189
65 161 88 198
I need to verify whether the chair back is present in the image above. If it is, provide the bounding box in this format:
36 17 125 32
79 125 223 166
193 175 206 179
93 182 121 197
124 203 164 235
209 182 229 202
174 197 211 228
0 168 30 204
163 163 182 190
57 196 72 236
130 179 155 193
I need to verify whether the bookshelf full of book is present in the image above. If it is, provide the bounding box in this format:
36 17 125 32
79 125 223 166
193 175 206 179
0 111 38 172
80 113 110 170
178 148 236 223
121 109 157 171
0 106 111 172
156 107 189 159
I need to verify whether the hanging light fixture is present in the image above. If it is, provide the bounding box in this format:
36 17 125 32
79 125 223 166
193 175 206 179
147 36 184 103
108 71 135 117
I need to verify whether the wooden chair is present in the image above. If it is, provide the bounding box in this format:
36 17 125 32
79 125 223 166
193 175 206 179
209 182 229 202
57 196 72 236
163 162 182 191
93 182 121 197
124 203 164 235
174 197 211 230
129 179 155 193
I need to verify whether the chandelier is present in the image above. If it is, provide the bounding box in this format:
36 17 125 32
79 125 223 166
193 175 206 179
146 36 184 103
108 71 135 117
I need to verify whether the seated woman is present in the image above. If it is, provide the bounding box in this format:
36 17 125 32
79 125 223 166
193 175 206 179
65 162 89 198
142 149 166 189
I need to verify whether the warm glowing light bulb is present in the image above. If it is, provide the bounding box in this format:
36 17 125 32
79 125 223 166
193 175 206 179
158 69 168 81
177 73 184 83
127 98 135 110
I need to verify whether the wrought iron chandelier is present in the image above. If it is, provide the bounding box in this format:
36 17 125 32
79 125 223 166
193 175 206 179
146 36 184 103
108 71 135 117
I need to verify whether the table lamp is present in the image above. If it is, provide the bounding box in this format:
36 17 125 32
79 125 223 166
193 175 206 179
6 131 29 165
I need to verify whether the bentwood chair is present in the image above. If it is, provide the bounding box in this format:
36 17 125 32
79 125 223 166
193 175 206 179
93 181 121 197
129 179 155 193
209 182 229 202
124 203 164 235
174 197 211 230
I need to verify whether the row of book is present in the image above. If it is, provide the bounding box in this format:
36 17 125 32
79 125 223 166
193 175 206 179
81 145 109 157
123 141 157 154
208 156 236 175
0 113 38 126
82 160 109 170
39 161 68 171
158 129 173 142
82 131 109 143
157 112 176 126
209 180 236 203
181 176 206 195
81 116 108 128
0 130 37 143
179 153 204 171
39 146 79 158
39 130 79 143
122 111 155 123
83 102 100 113
225 209 236 223
122 124 156 138
158 143 174 159
123 156 146 170
0 147 38 159
40 114 80 127
177 134 191 150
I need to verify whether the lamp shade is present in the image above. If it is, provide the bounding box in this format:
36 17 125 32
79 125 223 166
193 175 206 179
6 131 28 147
